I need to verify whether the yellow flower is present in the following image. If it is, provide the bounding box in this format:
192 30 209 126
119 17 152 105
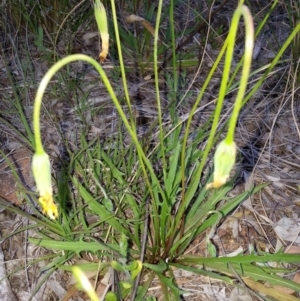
32 151 58 219
38 192 58 220
206 139 237 189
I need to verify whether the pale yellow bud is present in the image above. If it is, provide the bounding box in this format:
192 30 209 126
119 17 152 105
32 152 52 196
94 0 109 63
206 140 237 189
32 151 58 219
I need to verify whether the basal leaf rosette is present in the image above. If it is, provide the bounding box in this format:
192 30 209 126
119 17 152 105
32 151 58 219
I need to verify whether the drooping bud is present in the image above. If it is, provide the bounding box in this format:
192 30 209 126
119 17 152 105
94 0 109 63
32 151 58 219
206 139 237 189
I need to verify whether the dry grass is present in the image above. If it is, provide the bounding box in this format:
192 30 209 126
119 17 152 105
0 0 300 300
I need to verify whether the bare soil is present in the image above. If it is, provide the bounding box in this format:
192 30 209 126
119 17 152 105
0 0 300 300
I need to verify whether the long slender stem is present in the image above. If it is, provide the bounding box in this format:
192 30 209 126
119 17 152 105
226 5 254 142
110 0 134 123
176 2 254 236
33 77 48 154
153 0 166 169
33 54 165 205
170 0 178 98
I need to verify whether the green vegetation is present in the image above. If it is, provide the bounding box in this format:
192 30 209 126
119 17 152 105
1 0 300 300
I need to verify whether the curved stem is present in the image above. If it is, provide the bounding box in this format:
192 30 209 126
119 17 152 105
176 2 254 234
226 5 254 142
33 54 163 199
33 82 46 154
154 0 166 169
110 0 134 123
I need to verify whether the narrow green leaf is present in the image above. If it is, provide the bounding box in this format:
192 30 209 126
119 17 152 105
165 143 181 197
143 259 168 273
39 253 71 273
156 272 186 298
170 263 234 284
60 262 110 272
120 232 128 258
178 253 300 265
207 240 217 257
29 237 119 254
135 273 155 301
99 149 125 184
111 260 125 272
186 170 235 232
73 177 127 233
103 198 113 212
204 262 300 293
188 190 250 240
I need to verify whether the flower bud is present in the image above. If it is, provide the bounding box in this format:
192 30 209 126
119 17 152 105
32 151 58 219
206 140 237 189
94 0 109 63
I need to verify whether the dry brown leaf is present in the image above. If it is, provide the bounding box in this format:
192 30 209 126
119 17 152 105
126 14 157 39
82 32 98 46
273 285 295 295
285 246 300 254
96 282 108 298
244 278 299 301
126 14 144 22
293 273 300 285
61 284 79 301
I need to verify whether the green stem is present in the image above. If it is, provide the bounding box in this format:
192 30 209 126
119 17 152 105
170 0 178 100
110 0 134 125
109 0 165 250
176 34 229 233
227 0 279 89
32 53 164 201
176 2 254 235
33 77 47 154
226 4 254 142
154 0 166 169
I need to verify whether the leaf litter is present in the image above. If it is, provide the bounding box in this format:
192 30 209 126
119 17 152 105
0 0 300 300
